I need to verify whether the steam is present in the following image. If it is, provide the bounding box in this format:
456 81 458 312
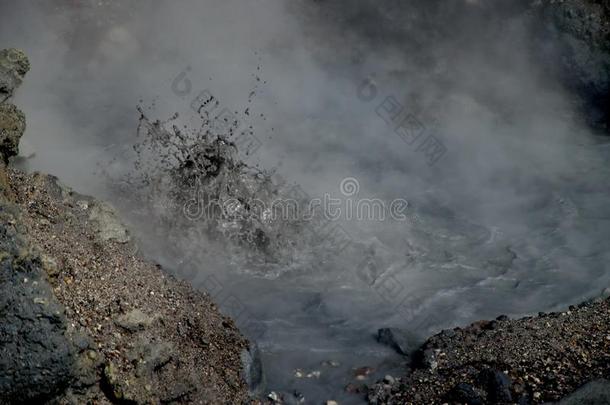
2 0 610 401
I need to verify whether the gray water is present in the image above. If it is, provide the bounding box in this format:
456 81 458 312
3 1 610 403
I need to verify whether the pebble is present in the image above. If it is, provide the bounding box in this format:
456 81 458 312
383 375 396 384
354 366 373 380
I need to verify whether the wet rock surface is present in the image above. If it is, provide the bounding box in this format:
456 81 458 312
368 298 610 404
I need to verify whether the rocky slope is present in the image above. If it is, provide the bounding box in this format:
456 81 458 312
0 49 251 404
368 294 610 404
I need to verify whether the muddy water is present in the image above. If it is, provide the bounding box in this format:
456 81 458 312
3 1 610 403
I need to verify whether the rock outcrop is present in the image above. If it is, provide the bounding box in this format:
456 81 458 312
0 48 30 102
534 0 610 133
0 48 28 163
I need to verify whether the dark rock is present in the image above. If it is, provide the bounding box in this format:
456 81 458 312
0 103 25 163
241 342 265 397
447 383 483 405
559 379 610 405
534 1 610 133
0 218 77 404
480 369 513 403
413 348 438 371
441 328 457 338
377 327 417 356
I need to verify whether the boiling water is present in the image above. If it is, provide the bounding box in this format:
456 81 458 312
3 0 610 403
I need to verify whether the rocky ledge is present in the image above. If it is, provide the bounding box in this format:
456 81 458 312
368 294 610 404
0 48 251 404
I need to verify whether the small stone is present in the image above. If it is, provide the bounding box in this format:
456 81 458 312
41 254 60 278
383 375 396 384
88 201 130 243
114 309 154 332
354 366 373 380
293 390 305 403
76 200 89 210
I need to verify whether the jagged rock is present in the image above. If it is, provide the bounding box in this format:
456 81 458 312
0 48 30 101
0 103 25 163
